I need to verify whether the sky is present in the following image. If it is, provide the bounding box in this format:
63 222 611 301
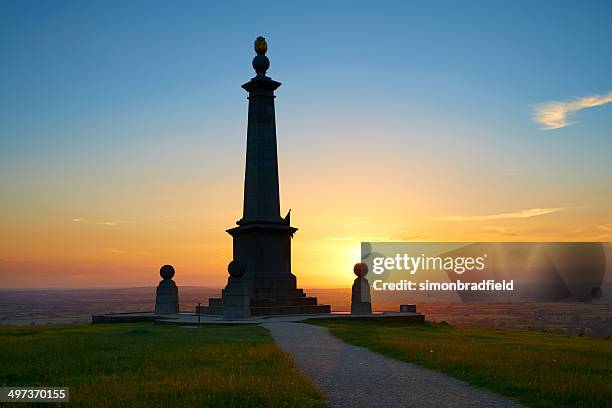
1 1 611 288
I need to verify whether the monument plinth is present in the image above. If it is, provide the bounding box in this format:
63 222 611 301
351 263 372 314
203 37 330 316
155 265 179 315
222 260 250 319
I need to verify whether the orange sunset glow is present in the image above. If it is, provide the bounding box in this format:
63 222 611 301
2 3 612 290
2 132 611 289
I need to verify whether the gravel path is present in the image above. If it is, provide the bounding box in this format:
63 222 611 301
263 322 524 408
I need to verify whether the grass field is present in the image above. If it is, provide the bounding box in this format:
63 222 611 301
0 323 325 407
308 319 612 408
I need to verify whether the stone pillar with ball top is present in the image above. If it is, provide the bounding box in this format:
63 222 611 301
222 260 250 320
351 263 372 314
155 265 179 315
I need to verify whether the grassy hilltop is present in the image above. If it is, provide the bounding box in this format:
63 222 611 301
2 319 611 407
310 319 612 408
0 323 324 407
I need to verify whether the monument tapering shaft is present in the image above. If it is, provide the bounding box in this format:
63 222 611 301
203 37 330 316
240 37 283 224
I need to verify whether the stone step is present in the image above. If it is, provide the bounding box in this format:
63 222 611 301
197 302 331 316
252 288 305 298
208 298 223 307
251 304 331 316
250 296 319 307
206 296 319 308
211 289 308 304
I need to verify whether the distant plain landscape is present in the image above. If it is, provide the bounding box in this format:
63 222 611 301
1 287 610 338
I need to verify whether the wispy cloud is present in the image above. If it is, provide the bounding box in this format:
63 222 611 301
482 226 520 237
534 92 612 130
597 223 612 233
439 207 566 222
72 218 126 226
108 248 151 255
347 220 369 227
321 237 354 241
321 236 396 242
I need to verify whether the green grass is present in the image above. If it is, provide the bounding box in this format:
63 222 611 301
308 319 612 408
0 323 325 407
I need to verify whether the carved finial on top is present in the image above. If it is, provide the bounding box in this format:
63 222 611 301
252 36 270 74
254 36 267 55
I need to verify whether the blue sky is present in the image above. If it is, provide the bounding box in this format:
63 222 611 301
1 1 611 287
2 1 611 154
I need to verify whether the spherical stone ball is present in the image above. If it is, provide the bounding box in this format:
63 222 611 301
252 54 270 73
228 260 246 277
160 264 175 280
354 262 368 277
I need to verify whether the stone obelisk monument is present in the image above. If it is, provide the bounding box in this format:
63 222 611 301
204 37 330 316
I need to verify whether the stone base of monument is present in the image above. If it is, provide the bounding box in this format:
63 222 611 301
351 273 372 315
155 279 179 315
201 287 330 316
155 265 180 315
351 302 372 315
93 310 424 325
222 276 250 319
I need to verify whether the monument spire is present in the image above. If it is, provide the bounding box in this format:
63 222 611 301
201 37 330 317
239 36 283 224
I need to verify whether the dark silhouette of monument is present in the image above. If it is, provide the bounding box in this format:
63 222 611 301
202 37 330 317
351 263 372 314
155 264 179 315
222 260 250 319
